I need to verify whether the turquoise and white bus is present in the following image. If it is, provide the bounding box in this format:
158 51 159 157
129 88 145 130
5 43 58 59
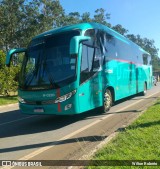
6 23 152 115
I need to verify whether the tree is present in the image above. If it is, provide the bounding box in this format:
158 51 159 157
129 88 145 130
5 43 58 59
0 50 19 95
0 0 24 51
81 12 92 22
93 8 111 27
36 0 65 29
112 24 128 36
0 0 65 51
63 12 81 25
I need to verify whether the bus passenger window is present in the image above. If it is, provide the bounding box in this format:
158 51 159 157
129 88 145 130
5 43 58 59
148 55 152 65
103 33 117 60
143 54 148 65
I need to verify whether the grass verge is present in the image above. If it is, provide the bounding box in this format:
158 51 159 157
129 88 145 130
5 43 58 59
87 99 160 169
0 95 18 106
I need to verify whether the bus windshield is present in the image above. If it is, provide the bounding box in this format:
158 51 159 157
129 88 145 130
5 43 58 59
19 31 79 90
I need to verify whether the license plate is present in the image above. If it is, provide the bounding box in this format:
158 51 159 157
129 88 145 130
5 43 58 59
34 108 44 113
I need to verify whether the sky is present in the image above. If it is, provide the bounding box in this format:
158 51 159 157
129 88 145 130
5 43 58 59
59 0 160 56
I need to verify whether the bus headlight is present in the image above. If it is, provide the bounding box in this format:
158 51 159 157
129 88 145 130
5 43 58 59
18 97 26 103
54 90 76 103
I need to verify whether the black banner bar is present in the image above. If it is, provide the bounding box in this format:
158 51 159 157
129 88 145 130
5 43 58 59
0 160 159 167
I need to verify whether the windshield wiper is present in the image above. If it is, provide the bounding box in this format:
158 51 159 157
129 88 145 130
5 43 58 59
43 62 60 89
42 42 60 89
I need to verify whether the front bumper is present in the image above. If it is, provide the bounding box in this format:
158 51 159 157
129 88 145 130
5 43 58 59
19 98 78 115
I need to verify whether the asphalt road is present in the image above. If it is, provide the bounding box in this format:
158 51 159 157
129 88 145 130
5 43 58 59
0 84 160 169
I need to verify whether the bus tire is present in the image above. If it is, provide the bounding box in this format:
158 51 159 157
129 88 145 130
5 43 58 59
103 89 112 113
141 83 147 96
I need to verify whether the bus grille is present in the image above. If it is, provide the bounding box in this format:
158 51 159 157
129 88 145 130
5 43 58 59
23 99 55 105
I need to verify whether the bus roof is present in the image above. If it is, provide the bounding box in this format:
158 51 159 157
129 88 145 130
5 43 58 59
33 22 150 55
33 22 127 40
33 22 95 39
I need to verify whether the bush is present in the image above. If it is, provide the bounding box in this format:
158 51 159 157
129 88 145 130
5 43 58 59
0 50 19 96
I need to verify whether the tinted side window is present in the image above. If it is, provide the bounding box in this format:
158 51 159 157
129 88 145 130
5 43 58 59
81 43 102 84
142 53 151 65
130 46 138 63
80 29 102 84
143 54 148 65
138 51 144 65
81 45 94 72
115 38 132 61
148 55 152 65
80 44 94 84
101 33 117 60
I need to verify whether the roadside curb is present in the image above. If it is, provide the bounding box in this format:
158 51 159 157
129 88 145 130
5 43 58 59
0 103 18 108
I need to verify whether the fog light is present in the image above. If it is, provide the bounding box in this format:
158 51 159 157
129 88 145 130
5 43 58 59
65 104 72 110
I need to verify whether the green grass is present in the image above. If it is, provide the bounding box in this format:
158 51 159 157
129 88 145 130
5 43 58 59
0 95 18 105
87 99 160 169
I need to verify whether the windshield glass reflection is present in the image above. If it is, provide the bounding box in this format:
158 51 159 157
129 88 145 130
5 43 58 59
19 31 79 90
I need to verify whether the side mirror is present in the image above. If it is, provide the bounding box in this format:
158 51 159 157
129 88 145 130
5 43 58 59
70 36 91 54
6 48 27 66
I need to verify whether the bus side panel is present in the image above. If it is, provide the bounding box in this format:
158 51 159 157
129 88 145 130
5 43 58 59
138 65 152 93
103 59 153 101
147 66 153 89
78 80 94 113
78 72 103 113
137 66 145 93
143 66 152 90
104 60 138 101
129 63 137 95
117 61 132 99
103 60 119 100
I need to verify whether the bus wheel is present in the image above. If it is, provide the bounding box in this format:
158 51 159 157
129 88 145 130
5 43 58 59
103 89 112 113
141 83 147 96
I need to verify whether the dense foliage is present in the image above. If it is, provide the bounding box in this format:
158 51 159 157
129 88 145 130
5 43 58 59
0 0 159 95
0 50 19 95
